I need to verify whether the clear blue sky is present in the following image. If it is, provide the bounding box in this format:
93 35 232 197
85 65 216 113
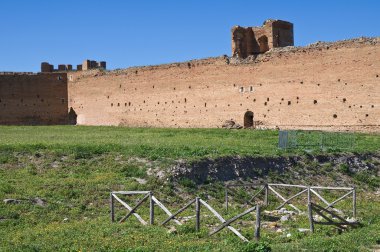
1 0 379 72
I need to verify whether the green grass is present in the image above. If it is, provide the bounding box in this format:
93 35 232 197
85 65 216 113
0 126 380 160
0 126 379 251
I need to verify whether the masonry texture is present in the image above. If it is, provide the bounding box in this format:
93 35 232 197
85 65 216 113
1 20 380 132
0 72 68 125
67 38 380 132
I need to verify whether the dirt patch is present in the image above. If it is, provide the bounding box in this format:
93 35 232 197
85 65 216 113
170 153 380 186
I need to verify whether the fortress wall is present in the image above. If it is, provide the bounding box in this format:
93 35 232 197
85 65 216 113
0 73 68 125
68 41 380 132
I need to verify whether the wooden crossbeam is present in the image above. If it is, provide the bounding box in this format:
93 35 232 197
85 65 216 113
119 193 150 223
112 194 147 225
210 206 256 236
245 186 265 206
276 188 308 210
199 199 248 242
161 199 195 226
151 196 182 225
268 185 301 213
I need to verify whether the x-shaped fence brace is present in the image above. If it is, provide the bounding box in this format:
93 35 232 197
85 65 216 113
225 183 356 218
111 192 261 242
111 184 358 241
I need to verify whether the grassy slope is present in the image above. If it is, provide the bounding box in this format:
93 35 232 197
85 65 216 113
0 126 379 251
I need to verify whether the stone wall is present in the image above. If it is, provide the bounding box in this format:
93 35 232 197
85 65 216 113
0 73 69 125
67 38 380 132
232 20 294 58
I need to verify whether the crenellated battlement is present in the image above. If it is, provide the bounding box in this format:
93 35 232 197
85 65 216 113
41 59 106 73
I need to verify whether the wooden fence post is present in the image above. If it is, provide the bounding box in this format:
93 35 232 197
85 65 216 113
110 193 115 222
255 204 261 240
225 186 229 212
149 192 154 225
264 184 268 207
308 203 314 233
352 187 356 219
195 197 200 232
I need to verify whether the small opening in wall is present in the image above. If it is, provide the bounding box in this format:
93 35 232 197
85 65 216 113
173 87 176 90
143 100 145 103
204 103 207 107
250 86 254 92
119 84 121 88
343 98 346 103
338 79 341 82
253 99 256 102
125 103 127 106
228 104 230 106
314 100 317 104
288 101 291 105
300 81 303 84
366 114 369 117
129 102 131 106
107 96 109 99
264 102 267 106
187 63 191 69
184 98 187 103
57 76 62 80
111 103 113 107
239 87 244 93
135 70 138 74
296 97 299 100
333 114 337 118
360 105 362 108
267 98 269 102
152 85 154 89
117 103 120 107
188 86 191 89
281 98 284 101
317 83 320 86
233 84 236 87
376 74 379 78
372 105 374 108
349 106 351 108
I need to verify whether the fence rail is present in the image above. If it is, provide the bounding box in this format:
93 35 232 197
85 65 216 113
110 183 359 242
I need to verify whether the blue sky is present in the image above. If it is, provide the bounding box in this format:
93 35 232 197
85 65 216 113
1 0 379 72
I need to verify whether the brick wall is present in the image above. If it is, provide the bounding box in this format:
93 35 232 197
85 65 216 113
0 73 68 125
67 39 380 132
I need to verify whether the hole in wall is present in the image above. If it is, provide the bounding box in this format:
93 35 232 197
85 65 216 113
117 103 120 107
184 98 187 103
338 79 341 82
264 102 267 106
111 103 113 107
288 101 291 105
267 98 269 102
204 103 207 107
366 114 369 117
371 105 374 108
243 111 254 128
314 100 317 104
343 98 346 103
333 114 337 118
253 99 256 102
300 81 303 84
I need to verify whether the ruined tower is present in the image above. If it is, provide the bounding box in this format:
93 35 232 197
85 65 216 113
231 19 294 58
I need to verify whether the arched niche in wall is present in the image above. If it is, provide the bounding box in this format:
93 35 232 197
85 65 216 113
244 111 254 128
258 35 269 53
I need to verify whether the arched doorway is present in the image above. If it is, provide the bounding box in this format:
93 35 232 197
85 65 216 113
244 111 254 128
258 35 269 53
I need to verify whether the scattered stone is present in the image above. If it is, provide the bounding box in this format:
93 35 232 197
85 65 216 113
298 228 310 232
135 178 147 185
346 217 357 223
286 233 292 238
167 226 177 234
31 197 46 207
276 228 283 233
3 199 22 204
222 120 243 129
280 215 290 222
63 218 69 222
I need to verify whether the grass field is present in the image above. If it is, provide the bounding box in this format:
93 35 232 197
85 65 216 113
0 126 379 251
